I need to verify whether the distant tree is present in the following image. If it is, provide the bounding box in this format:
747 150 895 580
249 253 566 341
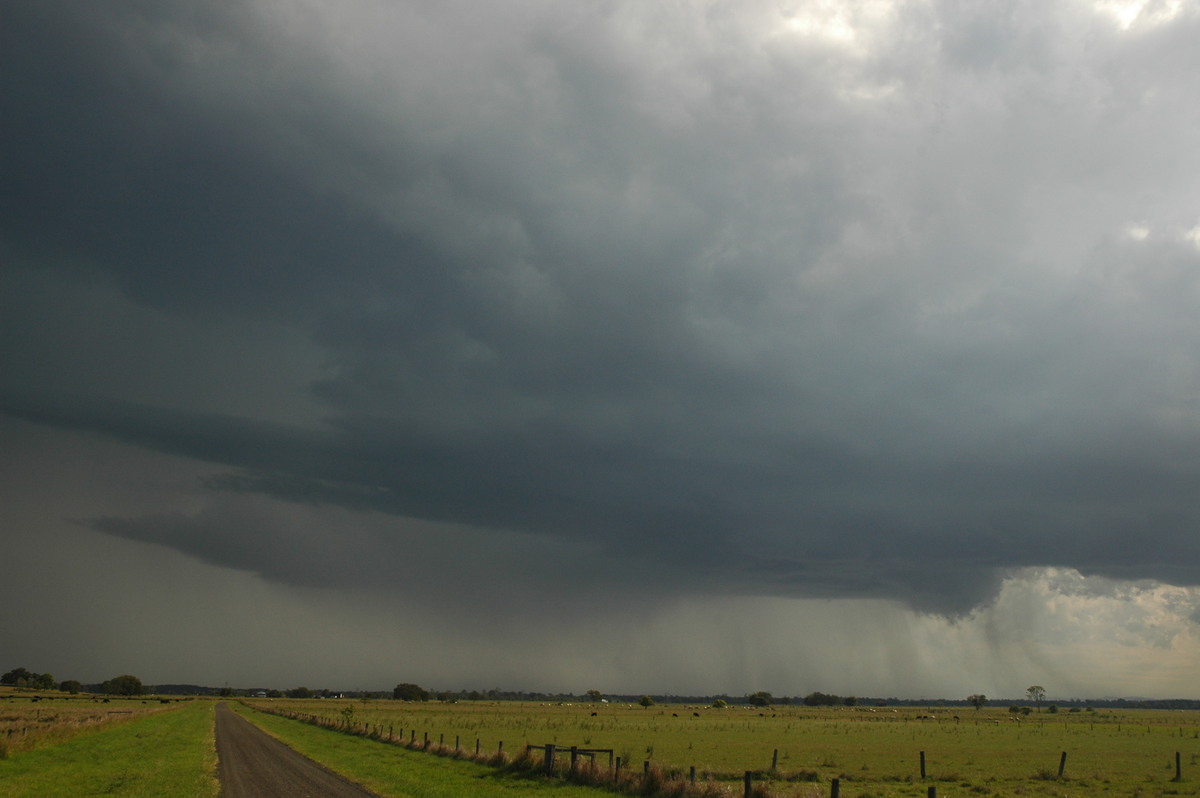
1026 685 1046 712
711 698 728 709
803 692 841 707
393 683 430 701
747 691 773 707
1047 704 1059 714
1 667 32 687
102 675 145 696
586 689 603 702
638 695 655 708
31 673 56 690
968 694 987 710
60 680 82 695
844 696 858 707
287 686 313 699
267 689 283 698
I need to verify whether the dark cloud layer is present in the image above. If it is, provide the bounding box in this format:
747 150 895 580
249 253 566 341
4 0 1200 628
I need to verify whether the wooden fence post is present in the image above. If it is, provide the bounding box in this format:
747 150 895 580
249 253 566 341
1176 751 1182 781
643 760 650 775
927 786 937 798
743 771 753 798
690 765 696 782
1058 751 1067 778
772 748 779 770
830 777 840 797
544 743 556 775
920 750 927 779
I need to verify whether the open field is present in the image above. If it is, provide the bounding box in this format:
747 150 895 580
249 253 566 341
0 697 217 797
0 689 182 757
244 698 1200 797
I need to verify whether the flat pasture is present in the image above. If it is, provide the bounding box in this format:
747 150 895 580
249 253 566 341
0 697 217 797
0 690 175 756
247 699 1200 797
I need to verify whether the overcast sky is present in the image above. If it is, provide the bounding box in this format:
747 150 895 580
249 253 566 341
3 0 1200 699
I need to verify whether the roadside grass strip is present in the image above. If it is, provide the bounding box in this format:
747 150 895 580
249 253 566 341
0 699 217 798
230 703 613 798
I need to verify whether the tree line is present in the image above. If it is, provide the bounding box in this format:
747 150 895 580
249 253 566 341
2 667 145 696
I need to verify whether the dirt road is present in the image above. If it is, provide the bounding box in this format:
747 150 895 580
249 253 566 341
216 702 382 798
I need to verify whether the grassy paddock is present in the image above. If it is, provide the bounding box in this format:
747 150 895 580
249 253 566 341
0 692 178 757
229 702 617 798
244 699 1200 797
0 698 217 798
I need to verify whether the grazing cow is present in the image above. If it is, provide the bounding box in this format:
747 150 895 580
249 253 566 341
693 712 700 717
591 712 597 716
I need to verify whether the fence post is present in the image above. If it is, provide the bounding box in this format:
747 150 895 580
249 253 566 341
772 748 779 770
476 738 480 755
616 756 622 771
544 743 556 775
743 771 753 798
920 750 927 779
455 734 460 750
690 765 696 782
1058 751 1067 778
927 787 937 798
570 746 578 771
831 777 840 798
644 760 650 775
1176 751 1182 781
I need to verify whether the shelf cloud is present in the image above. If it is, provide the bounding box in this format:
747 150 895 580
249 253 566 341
3 0 1199 697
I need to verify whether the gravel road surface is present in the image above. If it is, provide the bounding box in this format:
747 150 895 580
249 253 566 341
216 702 382 798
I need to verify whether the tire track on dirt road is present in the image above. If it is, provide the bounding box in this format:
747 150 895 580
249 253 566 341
216 702 382 798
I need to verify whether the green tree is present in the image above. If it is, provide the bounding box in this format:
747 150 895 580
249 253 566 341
803 691 841 706
968 694 987 710
287 686 313 698
1026 685 1046 711
711 698 728 709
102 674 145 696
747 691 773 707
638 695 655 708
585 689 603 702
1 667 32 687
844 696 858 707
393 682 430 701
60 680 82 695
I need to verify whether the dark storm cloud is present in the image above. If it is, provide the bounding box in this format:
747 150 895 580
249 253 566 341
5 0 1200 616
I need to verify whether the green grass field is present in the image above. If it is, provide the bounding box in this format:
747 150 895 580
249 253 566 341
0 698 217 798
3 690 1197 797
245 698 1200 797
